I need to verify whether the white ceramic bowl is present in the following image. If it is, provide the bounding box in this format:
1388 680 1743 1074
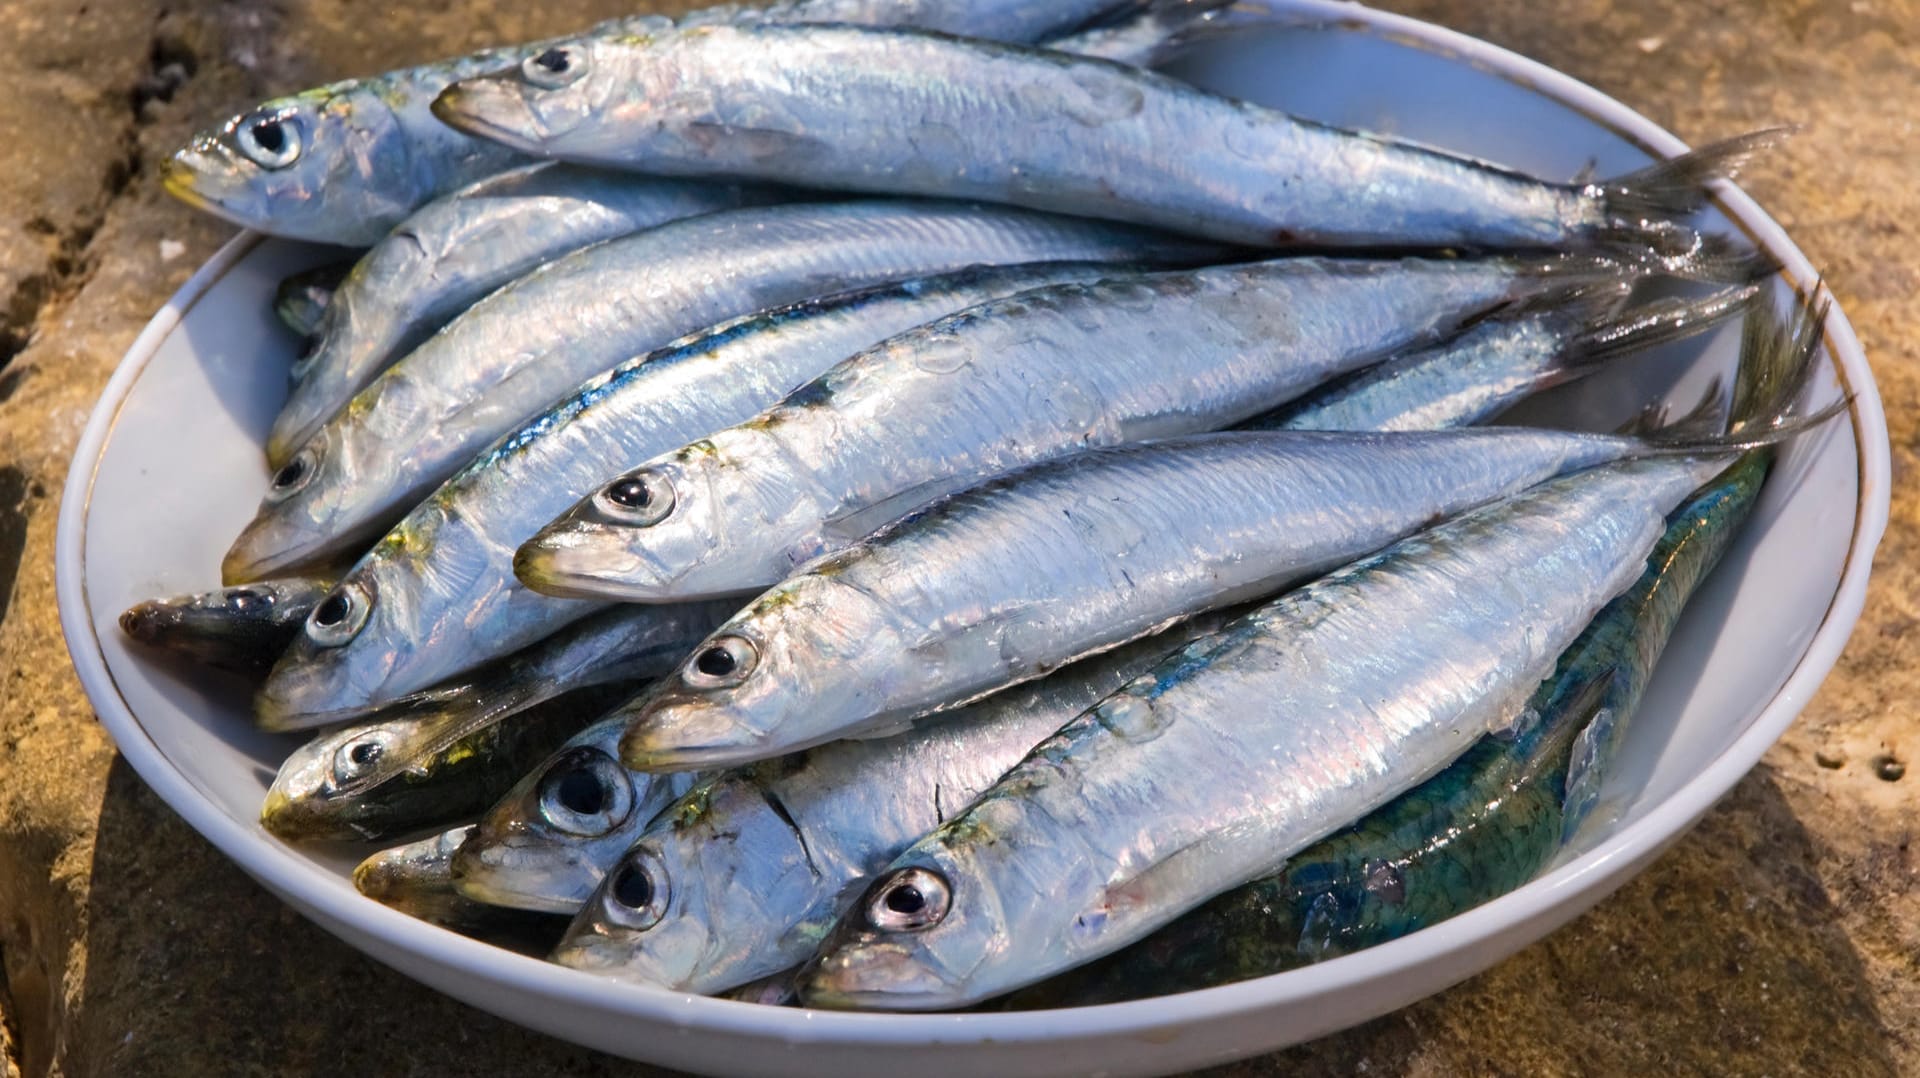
56 4 1888 1075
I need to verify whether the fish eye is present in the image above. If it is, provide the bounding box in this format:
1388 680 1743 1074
224 588 271 615
600 847 670 930
305 580 371 647
683 634 757 688
266 445 320 502
865 866 951 932
536 749 635 836
236 107 304 169
521 45 586 89
328 728 397 788
594 470 675 526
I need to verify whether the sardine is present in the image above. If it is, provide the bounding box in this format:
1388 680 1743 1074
162 0 1165 245
119 577 332 675
267 163 783 467
550 618 1229 994
355 826 572 951
515 253 1633 605
255 262 1128 727
433 23 1773 250
614 421 1757 771
259 600 733 841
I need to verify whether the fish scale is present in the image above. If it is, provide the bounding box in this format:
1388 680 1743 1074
799 454 1734 1010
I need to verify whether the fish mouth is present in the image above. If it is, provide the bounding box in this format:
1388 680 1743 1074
796 942 961 1012
512 533 668 601
118 604 176 644
431 79 548 153
160 155 213 211
616 707 773 773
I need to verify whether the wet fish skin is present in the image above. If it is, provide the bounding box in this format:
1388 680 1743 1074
516 253 1613 606
118 577 332 675
798 455 1735 1011
551 617 1231 993
355 826 573 951
224 200 1215 585
434 23 1767 250
274 261 354 338
254 263 1126 727
615 425 1701 772
163 0 1139 245
259 600 732 842
266 163 784 467
1006 451 1768 1006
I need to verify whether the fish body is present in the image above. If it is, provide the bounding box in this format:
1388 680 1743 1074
618 426 1702 771
118 577 332 675
552 618 1231 991
517 253 1613 604
1010 451 1768 1005
224 199 1203 583
435 24 1762 250
259 600 733 840
267 163 783 466
163 1 1153 244
255 262 1126 726
799 455 1733 1010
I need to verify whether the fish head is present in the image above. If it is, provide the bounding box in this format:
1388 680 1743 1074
259 716 416 840
222 424 373 584
353 826 472 917
166 82 414 244
549 833 714 989
516 436 787 603
254 555 411 728
449 728 651 914
119 578 323 673
431 35 638 157
798 845 999 1011
617 571 904 771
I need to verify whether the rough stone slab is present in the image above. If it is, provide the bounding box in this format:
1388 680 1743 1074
0 0 1913 1075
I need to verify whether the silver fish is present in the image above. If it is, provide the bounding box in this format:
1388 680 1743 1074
119 577 333 676
515 253 1622 605
797 454 1744 1010
162 1 1158 245
267 163 782 467
260 600 734 843
355 825 571 951
433 23 1773 250
1256 284 1760 433
254 262 1126 726
450 713 705 914
551 618 1228 994
223 199 1205 584
615 423 1741 771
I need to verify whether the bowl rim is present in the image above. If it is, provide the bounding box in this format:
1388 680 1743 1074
54 0 1891 1052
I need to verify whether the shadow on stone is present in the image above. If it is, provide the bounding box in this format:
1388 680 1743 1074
1200 766 1901 1076
73 758 676 1077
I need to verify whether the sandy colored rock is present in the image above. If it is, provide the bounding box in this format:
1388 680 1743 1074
0 0 1913 1075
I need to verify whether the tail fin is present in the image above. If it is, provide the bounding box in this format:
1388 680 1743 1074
1590 128 1792 252
1558 282 1762 378
1635 287 1845 456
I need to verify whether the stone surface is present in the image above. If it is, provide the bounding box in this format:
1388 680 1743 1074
0 0 1913 1075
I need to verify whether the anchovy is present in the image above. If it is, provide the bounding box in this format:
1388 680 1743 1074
549 617 1231 991
433 23 1773 250
274 262 353 338
615 419 1755 771
254 262 1126 727
515 253 1630 605
259 601 733 843
119 577 332 675
224 200 1212 584
1254 284 1759 433
355 826 572 951
161 1 1163 245
1007 450 1769 1006
267 163 783 467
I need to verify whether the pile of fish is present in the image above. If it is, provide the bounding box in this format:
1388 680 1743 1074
124 0 1840 1011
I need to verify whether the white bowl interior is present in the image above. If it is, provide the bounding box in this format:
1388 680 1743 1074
58 7 1885 1077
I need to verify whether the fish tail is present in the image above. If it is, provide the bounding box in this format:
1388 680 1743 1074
1550 282 1763 386
1636 287 1844 456
1588 128 1792 255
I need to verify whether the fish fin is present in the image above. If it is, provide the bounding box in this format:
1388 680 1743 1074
1635 289 1844 455
1590 128 1791 253
817 479 965 547
1546 282 1764 390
